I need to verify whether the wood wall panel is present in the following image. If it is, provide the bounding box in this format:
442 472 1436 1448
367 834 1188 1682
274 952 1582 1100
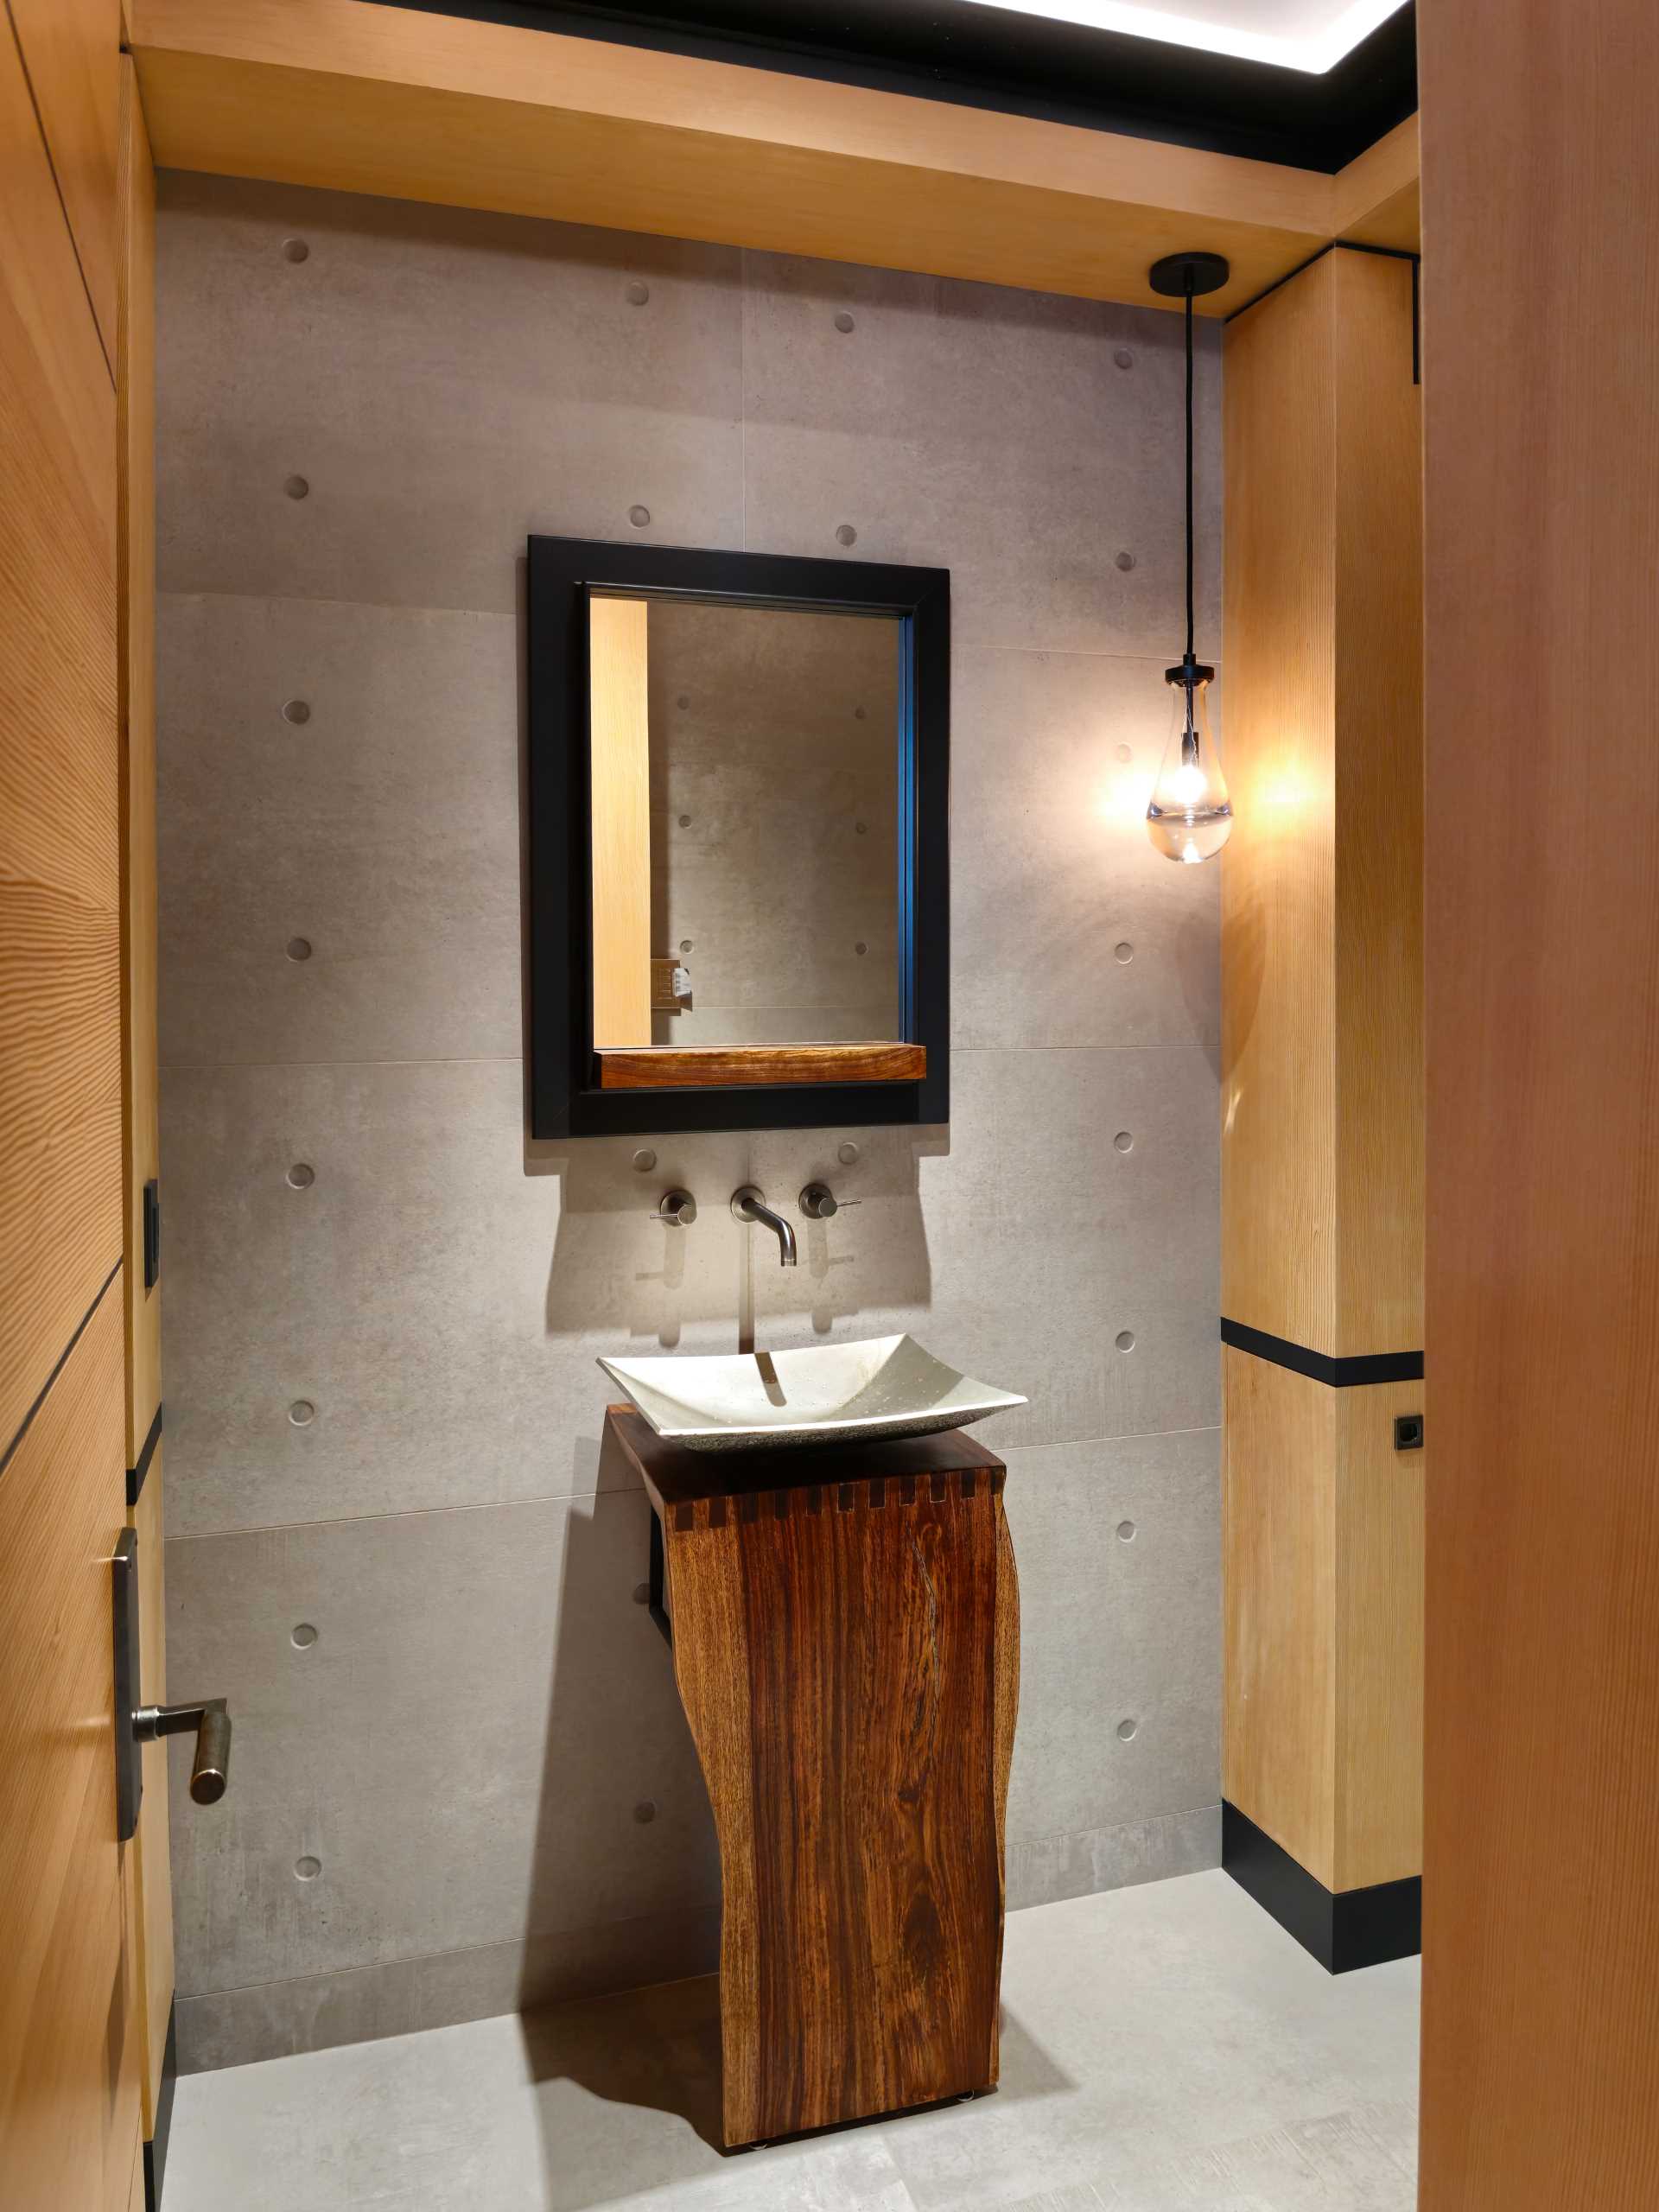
1223 248 1422 1362
8 0 122 368
1222 257 1338 1357
0 6 122 1462
1332 251 1424 1359
1333 1377 1423 1891
0 1290 141 2212
130 0 1357 318
118 55 162 1457
1420 1 1659 2202
1222 1349 1338 1886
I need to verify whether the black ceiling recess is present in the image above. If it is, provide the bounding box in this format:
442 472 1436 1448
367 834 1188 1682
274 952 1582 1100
369 0 1416 172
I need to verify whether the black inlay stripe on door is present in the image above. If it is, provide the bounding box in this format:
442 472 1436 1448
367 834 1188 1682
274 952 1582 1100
1221 1317 1424 1388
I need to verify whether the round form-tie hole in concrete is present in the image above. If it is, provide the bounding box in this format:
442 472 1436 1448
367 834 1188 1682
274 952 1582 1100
284 474 309 501
285 936 312 963
282 238 309 264
1115 743 1134 763
632 1148 657 1173
1116 1718 1138 1742
633 1801 658 1825
855 942 868 957
854 705 868 720
1116 1520 1137 1543
855 821 868 836
1113 941 1134 964
288 1399 316 1427
679 939 693 954
834 311 855 333
1116 550 1136 571
282 699 310 725
295 1856 322 1881
676 694 690 710
836 524 857 546
1116 1329 1136 1352
290 1623 319 1649
1114 1131 1134 1153
286 1163 315 1191
677 814 691 829
626 281 649 305
837 1141 860 1166
1115 348 1134 370
628 504 651 528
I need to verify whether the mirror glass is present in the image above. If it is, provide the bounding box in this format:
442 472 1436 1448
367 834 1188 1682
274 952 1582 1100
588 595 904 1052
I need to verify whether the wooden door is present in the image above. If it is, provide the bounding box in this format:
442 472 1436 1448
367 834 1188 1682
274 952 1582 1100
0 4 145 2208
1420 0 1659 2203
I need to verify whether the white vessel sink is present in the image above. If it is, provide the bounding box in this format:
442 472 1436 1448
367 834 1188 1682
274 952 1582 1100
598 1334 1027 1452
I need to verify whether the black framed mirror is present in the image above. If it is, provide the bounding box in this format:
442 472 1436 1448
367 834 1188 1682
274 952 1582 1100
526 537 950 1138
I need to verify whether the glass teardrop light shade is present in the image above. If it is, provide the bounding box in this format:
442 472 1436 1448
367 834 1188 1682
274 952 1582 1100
1147 671 1231 865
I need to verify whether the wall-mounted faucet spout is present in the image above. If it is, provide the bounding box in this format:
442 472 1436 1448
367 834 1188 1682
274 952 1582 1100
731 1185 798 1267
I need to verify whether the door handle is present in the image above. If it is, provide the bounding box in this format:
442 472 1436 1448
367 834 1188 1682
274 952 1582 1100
132 1698 232 1806
113 1529 232 1842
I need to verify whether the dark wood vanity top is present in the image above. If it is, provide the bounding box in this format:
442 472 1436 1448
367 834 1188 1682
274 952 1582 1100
604 1403 1005 1524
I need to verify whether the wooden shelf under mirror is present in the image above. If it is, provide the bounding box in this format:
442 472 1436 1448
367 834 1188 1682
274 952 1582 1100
596 1042 926 1090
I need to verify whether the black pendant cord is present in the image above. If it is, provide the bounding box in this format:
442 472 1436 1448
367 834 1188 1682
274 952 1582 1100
1184 277 1195 668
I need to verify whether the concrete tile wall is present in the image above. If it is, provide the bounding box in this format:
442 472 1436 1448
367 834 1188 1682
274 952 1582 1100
156 172 1223 2072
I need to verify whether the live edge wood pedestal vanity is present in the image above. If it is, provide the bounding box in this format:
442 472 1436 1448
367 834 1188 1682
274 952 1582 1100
606 1408 1020 2149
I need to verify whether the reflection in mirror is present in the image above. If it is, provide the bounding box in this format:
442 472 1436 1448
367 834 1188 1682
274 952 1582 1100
589 596 902 1055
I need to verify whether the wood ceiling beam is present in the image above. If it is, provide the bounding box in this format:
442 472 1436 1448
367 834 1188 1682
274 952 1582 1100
130 0 1417 315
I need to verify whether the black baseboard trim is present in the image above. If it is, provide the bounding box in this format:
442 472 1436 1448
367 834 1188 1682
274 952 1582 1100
1220 1317 1424 1389
1222 1802 1421 1974
143 2000 178 2212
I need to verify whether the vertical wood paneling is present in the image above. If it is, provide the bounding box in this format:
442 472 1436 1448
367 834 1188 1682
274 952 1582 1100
1221 255 1338 1357
1332 251 1424 1360
8 0 122 370
0 1292 140 2212
118 54 162 1456
0 0 121 1462
1223 1349 1338 1885
1420 1 1659 2202
1222 245 1424 1904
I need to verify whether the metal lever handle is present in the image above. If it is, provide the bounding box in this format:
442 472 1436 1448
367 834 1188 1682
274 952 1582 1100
657 1188 697 1226
133 1699 232 1805
799 1182 839 1219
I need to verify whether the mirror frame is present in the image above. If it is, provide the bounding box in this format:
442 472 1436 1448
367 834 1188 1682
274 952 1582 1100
526 535 950 1139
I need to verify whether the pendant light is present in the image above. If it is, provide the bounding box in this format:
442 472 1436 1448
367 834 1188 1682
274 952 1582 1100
1145 251 1232 865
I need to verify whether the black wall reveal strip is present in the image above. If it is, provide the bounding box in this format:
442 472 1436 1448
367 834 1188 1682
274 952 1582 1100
1221 1317 1424 1388
0 1258 123 1484
128 1402 164 1509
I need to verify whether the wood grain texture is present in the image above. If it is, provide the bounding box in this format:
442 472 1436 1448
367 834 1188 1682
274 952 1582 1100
588 595 651 1051
1222 256 1339 1357
8 0 122 369
599 1042 925 1090
1419 3 1659 2202
1332 250 1424 1358
118 55 161 1460
1333 1379 1423 1891
0 1288 143 2212
1332 116 1421 251
1223 1349 1425 1894
129 0 1346 317
129 1453 173 2135
612 1410 1014 2146
0 5 123 1463
1222 248 1423 1359
1223 1348 1337 1887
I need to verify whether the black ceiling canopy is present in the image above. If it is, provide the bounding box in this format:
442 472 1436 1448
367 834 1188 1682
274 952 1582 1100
369 0 1416 172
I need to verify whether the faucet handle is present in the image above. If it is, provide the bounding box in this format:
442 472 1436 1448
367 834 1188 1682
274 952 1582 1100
657 1189 697 1226
799 1182 840 1219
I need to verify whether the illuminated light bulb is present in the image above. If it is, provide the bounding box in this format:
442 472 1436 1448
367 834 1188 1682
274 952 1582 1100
1147 657 1230 864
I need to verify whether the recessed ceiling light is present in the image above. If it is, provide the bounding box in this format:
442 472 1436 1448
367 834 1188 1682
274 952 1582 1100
956 0 1409 75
